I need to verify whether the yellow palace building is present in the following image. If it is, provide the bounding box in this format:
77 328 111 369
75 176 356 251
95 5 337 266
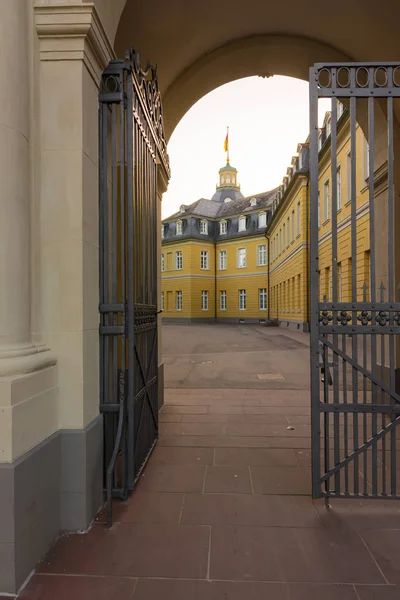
161 107 371 327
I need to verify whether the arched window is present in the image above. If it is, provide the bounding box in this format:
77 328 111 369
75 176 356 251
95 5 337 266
221 175 225 184
176 220 183 235
226 174 231 184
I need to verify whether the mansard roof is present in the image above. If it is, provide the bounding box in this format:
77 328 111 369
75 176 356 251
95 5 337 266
163 188 276 223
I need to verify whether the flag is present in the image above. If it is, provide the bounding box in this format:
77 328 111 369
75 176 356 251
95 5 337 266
224 132 229 153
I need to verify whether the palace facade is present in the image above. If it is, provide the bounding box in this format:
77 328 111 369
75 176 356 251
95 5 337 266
161 105 371 328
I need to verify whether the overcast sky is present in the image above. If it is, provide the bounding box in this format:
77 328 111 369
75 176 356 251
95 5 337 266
162 75 330 219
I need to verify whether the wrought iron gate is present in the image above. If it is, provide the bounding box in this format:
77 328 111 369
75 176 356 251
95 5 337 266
99 49 168 525
310 62 400 500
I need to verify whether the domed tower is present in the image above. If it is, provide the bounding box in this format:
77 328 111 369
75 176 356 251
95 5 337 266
211 128 244 203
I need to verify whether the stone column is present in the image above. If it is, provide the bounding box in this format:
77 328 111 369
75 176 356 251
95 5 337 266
0 0 55 377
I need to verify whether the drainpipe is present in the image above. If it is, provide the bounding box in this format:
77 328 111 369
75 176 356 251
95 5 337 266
264 232 270 321
214 236 217 322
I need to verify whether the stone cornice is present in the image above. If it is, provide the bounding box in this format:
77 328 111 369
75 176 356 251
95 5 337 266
34 3 114 84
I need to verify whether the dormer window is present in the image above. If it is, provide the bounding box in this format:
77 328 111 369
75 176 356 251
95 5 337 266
161 225 165 240
176 220 183 235
298 151 303 170
220 220 227 235
224 197 232 203
179 205 187 214
250 197 257 207
200 219 208 235
238 216 246 232
258 212 267 228
337 100 344 119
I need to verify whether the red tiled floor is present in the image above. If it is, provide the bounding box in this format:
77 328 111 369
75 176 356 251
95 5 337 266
215 447 298 466
355 586 399 599
314 499 400 531
159 434 311 448
360 529 400 584
38 523 210 579
13 326 400 599
149 446 214 465
19 575 137 600
250 466 312 494
180 493 322 528
209 526 386 583
136 464 205 493
96 492 184 524
204 466 252 493
132 579 359 600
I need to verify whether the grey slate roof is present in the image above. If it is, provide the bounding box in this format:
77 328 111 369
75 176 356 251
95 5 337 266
211 188 244 203
164 188 277 223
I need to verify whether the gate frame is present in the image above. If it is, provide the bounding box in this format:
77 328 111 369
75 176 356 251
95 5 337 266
309 62 400 501
98 48 169 526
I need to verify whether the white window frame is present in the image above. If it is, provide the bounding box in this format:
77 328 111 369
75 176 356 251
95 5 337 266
176 291 182 311
296 201 301 236
364 137 370 181
161 254 165 272
220 220 227 235
337 100 344 119
220 290 227 311
337 166 342 210
291 210 295 242
175 250 183 270
219 250 227 270
176 220 183 235
226 174 231 184
257 244 267 266
238 216 246 232
201 290 209 311
258 212 267 228
324 179 330 221
161 225 165 240
346 151 352 204
317 190 321 227
239 289 246 311
200 220 208 235
259 288 267 311
287 217 290 247
161 291 164 311
200 250 209 270
326 119 331 138
237 247 246 269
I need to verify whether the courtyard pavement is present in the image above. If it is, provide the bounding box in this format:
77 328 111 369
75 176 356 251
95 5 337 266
11 324 400 599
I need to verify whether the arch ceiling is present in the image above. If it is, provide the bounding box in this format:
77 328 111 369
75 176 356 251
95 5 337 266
104 0 400 137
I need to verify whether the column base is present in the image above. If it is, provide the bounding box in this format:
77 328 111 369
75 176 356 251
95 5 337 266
0 416 103 595
0 344 56 377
